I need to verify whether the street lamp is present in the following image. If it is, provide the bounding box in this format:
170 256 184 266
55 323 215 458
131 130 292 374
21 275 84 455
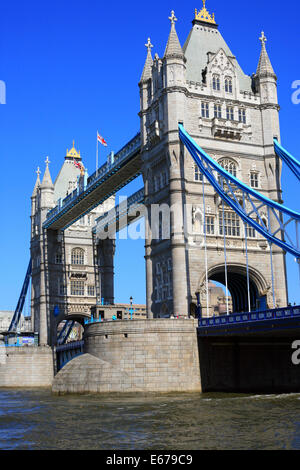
130 296 133 321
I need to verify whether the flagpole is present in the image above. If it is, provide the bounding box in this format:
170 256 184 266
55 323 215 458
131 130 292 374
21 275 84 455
96 131 99 177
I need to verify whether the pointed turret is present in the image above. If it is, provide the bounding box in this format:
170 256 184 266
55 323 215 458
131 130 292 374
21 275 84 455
164 11 184 59
140 38 154 83
32 167 41 198
41 157 54 189
256 31 276 78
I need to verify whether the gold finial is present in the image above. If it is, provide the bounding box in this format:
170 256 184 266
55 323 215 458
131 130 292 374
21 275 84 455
195 1 216 25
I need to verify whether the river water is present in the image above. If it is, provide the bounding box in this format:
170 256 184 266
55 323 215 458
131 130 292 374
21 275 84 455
1 389 300 450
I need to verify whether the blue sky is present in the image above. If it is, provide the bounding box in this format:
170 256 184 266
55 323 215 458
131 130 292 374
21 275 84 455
0 0 299 310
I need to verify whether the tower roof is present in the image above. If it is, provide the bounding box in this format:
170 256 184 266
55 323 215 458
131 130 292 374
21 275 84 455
140 38 154 82
164 11 185 60
41 157 54 189
256 31 276 77
32 167 41 197
182 7 252 92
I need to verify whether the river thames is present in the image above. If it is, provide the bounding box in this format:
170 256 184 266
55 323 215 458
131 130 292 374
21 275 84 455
1 389 300 450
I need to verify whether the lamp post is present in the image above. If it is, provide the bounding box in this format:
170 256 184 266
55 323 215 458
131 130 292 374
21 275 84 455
130 296 133 321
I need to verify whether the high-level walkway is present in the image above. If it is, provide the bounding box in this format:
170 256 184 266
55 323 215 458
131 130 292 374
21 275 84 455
44 133 141 231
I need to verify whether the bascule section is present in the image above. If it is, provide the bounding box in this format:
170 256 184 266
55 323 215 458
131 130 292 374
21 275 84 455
139 2 290 318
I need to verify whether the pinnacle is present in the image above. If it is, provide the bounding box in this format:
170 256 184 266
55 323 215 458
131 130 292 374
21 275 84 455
164 11 184 60
32 167 41 197
256 31 276 77
140 38 154 82
41 157 54 189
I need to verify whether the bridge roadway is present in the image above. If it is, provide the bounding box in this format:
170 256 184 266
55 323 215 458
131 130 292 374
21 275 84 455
43 133 141 231
198 305 300 337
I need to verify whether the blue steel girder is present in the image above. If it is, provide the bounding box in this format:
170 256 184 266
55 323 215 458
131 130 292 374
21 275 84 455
43 133 142 231
274 138 300 182
8 259 32 332
179 124 300 259
94 188 145 236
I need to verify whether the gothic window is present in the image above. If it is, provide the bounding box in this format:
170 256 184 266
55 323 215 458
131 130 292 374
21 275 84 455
212 75 220 91
225 77 233 93
219 159 237 177
250 172 259 188
206 216 215 235
219 211 240 237
194 165 203 182
226 106 234 121
214 104 222 118
58 279 66 296
238 108 246 124
201 102 209 118
71 248 85 266
71 280 85 296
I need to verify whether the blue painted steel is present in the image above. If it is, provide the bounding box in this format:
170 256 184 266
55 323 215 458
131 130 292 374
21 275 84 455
8 259 32 332
198 305 300 330
57 320 75 345
179 124 300 258
274 139 300 181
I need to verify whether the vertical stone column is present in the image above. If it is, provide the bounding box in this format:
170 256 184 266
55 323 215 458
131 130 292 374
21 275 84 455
97 239 116 305
145 205 153 318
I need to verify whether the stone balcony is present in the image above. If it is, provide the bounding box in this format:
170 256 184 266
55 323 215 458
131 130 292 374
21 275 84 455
211 117 252 140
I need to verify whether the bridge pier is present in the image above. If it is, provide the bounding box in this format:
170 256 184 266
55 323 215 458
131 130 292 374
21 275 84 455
97 239 115 305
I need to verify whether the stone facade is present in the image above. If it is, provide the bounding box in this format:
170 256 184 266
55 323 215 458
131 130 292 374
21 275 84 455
52 319 201 394
139 9 288 318
0 347 53 387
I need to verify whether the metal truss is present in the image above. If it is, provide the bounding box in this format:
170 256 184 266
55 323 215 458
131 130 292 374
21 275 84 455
179 124 300 259
8 259 32 332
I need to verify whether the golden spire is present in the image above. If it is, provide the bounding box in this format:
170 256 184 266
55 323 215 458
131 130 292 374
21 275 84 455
195 1 216 25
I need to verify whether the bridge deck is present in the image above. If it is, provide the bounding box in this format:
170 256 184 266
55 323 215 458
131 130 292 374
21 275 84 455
198 305 300 337
44 134 141 231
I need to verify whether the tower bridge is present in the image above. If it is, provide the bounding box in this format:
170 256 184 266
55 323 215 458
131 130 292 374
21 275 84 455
2 2 300 394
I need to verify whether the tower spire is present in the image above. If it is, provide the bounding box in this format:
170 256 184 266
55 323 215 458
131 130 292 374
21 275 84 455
164 10 184 59
32 167 41 197
41 156 54 189
140 37 154 82
256 31 276 77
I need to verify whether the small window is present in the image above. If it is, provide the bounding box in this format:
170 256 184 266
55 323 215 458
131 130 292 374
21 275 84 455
206 216 215 235
238 108 246 124
201 102 209 118
245 224 256 238
55 252 62 264
225 77 233 93
226 106 234 121
194 165 203 182
250 172 259 188
212 75 220 91
214 104 222 118
87 285 95 296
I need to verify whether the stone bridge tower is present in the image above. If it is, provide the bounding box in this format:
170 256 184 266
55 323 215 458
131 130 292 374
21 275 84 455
139 4 288 318
30 144 115 346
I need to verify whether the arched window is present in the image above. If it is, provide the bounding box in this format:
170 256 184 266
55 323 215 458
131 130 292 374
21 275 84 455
225 77 233 93
218 158 237 177
212 75 220 91
71 248 85 266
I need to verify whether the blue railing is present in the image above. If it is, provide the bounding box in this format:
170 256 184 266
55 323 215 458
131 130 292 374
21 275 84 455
45 133 141 227
198 305 300 329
